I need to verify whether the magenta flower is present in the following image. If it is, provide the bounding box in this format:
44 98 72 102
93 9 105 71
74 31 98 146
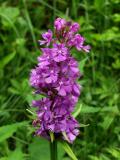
52 44 69 62
70 22 80 32
74 34 85 50
29 17 90 143
44 67 58 84
54 17 66 31
82 45 91 53
38 29 52 46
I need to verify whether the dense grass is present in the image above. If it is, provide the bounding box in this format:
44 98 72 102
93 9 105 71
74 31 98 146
0 0 120 159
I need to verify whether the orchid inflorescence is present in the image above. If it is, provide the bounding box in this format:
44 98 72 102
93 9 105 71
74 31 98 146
30 17 90 143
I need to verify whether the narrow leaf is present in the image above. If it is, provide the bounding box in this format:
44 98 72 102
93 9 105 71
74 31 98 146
73 104 82 118
26 109 36 116
0 52 16 69
79 57 88 73
100 115 115 130
62 132 70 142
60 141 78 160
106 147 120 158
80 123 89 128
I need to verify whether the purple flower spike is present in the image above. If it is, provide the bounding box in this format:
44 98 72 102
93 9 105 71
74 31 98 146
30 17 90 143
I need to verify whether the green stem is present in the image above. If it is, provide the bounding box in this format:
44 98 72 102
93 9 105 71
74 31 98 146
50 140 57 160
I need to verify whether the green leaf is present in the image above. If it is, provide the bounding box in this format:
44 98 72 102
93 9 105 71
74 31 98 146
26 109 36 116
0 6 19 27
73 104 82 118
101 106 119 114
100 115 115 130
106 147 120 158
100 154 110 160
81 106 100 113
112 59 120 69
60 141 78 160
62 132 70 142
8 148 24 160
80 105 119 114
0 52 16 69
93 27 120 42
94 0 105 12
29 137 50 160
29 138 65 160
80 123 89 128
0 158 7 160
89 155 99 160
112 14 120 22
79 58 88 73
71 0 78 18
0 122 27 142
58 143 65 160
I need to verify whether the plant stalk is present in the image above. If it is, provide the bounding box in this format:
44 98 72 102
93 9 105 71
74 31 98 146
50 140 57 160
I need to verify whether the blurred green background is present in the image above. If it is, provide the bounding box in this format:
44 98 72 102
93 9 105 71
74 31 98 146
0 0 120 159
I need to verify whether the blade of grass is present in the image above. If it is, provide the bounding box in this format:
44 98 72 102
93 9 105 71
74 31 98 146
23 0 37 50
53 0 57 21
37 0 62 15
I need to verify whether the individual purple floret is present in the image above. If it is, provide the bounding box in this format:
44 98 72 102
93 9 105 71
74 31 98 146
54 17 66 31
70 22 80 33
30 17 90 143
38 29 52 46
52 43 69 62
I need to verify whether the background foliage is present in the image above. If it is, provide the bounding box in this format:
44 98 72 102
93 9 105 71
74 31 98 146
0 0 120 159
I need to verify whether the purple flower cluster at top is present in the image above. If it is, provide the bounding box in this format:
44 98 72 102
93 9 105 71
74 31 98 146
30 17 90 143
